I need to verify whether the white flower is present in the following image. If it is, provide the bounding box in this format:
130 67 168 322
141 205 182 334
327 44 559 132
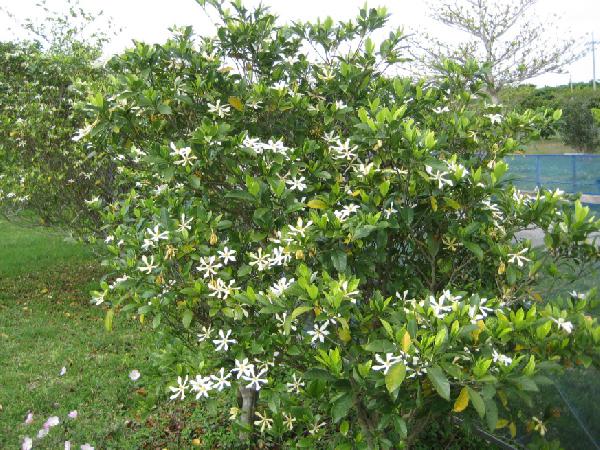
80 445 95 450
210 368 232 391
37 427 49 439
243 366 269 391
213 329 237 351
425 165 453 189
330 138 357 160
270 246 292 266
270 277 295 296
25 412 34 424
169 375 189 400
21 437 33 450
190 375 214 399
486 113 503 124
65 442 71 450
249 248 272 271
217 246 237 264
307 322 330 344
429 295 452 319
383 202 397 219
177 213 193 232
308 420 327 435
283 412 297 430
147 224 169 243
169 142 197 166
44 416 60 428
286 175 307 191
433 106 450 114
59 366 67 376
552 317 573 334
322 131 339 143
334 204 360 222
288 217 313 237
196 256 222 278
372 353 403 375
207 99 230 117
197 325 213 342
286 373 305 393
507 248 530 268
492 349 512 366
129 370 141 381
570 290 586 300
231 358 254 379
68 410 78 419
276 312 297 332
138 255 157 274
354 162 375 177
254 411 273 432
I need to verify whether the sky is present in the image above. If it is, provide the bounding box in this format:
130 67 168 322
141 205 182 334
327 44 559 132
1 0 599 87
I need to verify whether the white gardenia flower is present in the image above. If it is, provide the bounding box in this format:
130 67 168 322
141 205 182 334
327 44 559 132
286 175 307 191
507 248 530 268
190 375 214 399
283 412 297 431
217 246 237 264
138 255 157 274
147 224 169 243
275 312 297 332
169 142 197 166
383 202 397 219
197 325 213 342
254 411 273 433
492 349 512 366
231 358 254 379
286 373 305 393
129 370 141 381
307 322 330 344
372 353 403 375
354 162 375 177
243 366 269 391
330 138 358 160
196 256 223 278
270 277 295 296
207 99 231 118
213 329 237 351
570 290 586 300
248 248 272 271
334 204 360 222
270 246 292 266
288 217 313 238
177 213 192 232
322 131 339 143
429 295 453 319
486 113 503 124
433 106 450 114
210 368 232 391
552 317 574 334
425 165 453 189
169 375 189 400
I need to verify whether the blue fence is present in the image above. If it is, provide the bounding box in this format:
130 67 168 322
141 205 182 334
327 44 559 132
505 154 600 195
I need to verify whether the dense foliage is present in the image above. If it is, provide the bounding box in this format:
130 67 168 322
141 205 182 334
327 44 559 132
2 1 600 448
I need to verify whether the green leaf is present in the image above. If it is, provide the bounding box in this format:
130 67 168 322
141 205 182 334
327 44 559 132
157 103 172 114
385 362 406 393
463 241 483 260
484 398 498 431
466 387 485 418
331 250 347 272
182 309 193 328
427 365 450 400
331 393 353 422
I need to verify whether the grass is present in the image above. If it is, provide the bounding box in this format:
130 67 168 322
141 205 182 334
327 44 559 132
523 138 578 155
0 219 239 449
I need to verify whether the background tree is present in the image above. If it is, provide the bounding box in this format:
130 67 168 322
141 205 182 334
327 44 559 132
411 0 584 102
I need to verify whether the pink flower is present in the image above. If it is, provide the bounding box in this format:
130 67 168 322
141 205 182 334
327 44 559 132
65 441 71 450
81 444 95 450
24 412 34 424
129 369 141 381
68 410 78 419
21 436 33 450
37 427 49 439
44 416 60 428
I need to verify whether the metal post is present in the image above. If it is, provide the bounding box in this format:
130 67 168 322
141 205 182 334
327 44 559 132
593 32 597 91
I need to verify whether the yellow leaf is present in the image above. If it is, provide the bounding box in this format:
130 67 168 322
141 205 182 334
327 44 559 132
228 96 243 111
402 330 411 353
430 196 438 211
496 419 509 429
509 422 517 438
452 387 469 412
307 199 327 209
497 261 506 275
338 327 351 343
192 438 202 446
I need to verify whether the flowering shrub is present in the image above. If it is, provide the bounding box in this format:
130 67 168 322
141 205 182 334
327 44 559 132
81 1 600 448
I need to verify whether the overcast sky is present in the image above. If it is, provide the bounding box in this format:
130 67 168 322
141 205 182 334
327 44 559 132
1 0 599 87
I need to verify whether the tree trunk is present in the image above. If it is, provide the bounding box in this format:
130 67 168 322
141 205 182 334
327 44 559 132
238 386 258 441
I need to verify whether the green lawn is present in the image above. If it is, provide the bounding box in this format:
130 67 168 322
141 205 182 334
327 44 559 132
0 219 241 449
